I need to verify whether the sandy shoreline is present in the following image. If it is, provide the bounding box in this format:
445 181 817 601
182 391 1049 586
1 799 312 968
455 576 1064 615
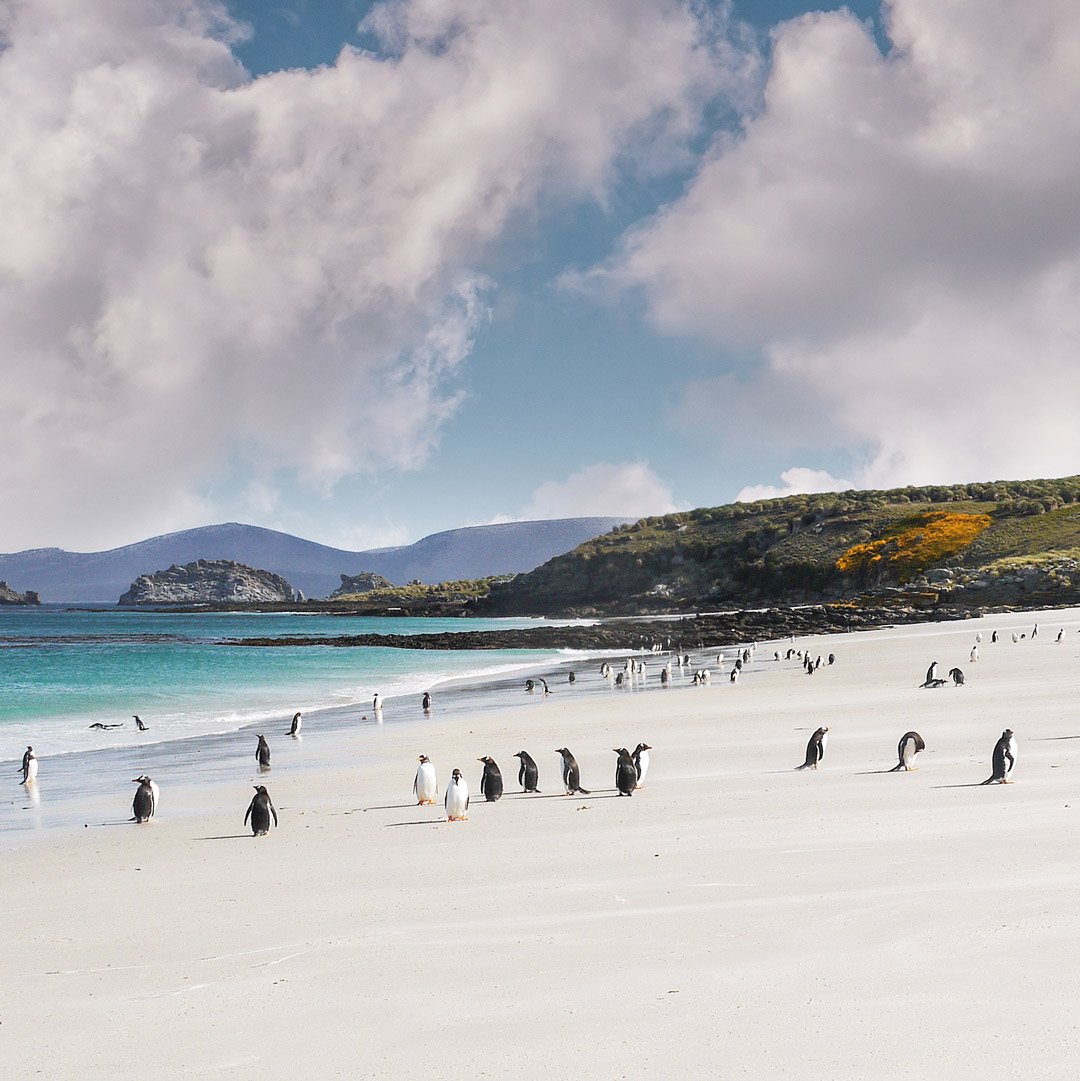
5 607 1080 1079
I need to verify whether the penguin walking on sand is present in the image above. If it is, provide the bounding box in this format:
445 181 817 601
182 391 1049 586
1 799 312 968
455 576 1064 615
891 732 926 771
422 691 432 711
556 748 590 795
1057 629 1065 643
796 727 829 770
970 644 979 663
445 769 470 821
982 730 1017 784
132 776 158 822
729 667 739 684
478 756 503 802
133 715 149 731
632 743 652 788
414 755 438 804
992 630 998 643
255 734 271 770
20 746 37 785
514 751 540 792
949 667 965 686
287 711 302 737
245 785 278 835
614 748 637 796
568 672 576 684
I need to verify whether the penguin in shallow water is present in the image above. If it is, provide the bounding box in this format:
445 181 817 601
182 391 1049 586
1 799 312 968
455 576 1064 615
556 747 590 795
478 756 503 802
796 727 829 770
444 769 470 820
133 715 149 731
372 692 382 712
287 711 302 737
567 672 576 684
421 691 432 712
614 748 637 796
20 746 37 785
949 667 965 686
245 785 278 835
513 751 540 792
414 755 438 804
525 678 536 693
890 731 925 771
982 730 1017 784
632 743 652 788
729 667 739 684
660 668 669 687
255 734 271 770
132 776 158 822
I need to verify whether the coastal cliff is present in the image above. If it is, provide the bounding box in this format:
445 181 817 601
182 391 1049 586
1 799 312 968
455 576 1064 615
330 571 394 597
0 580 40 605
118 560 296 605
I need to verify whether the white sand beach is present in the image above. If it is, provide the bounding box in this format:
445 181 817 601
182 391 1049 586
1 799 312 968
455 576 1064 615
5 608 1080 1079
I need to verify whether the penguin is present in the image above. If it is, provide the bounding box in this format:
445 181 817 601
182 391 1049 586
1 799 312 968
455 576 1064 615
1011 632 1019 643
735 657 743 672
1032 624 1039 638
1056 629 1065 644
513 750 540 792
796 727 829 770
525 678 536 693
255 734 271 770
949 667 965 686
716 652 725 667
982 730 1017 784
245 785 278 835
413 755 438 804
372 692 382 712
828 653 836 665
89 722 123 729
970 644 979 663
729 667 739 684
992 630 998 643
924 661 939 685
614 748 636 796
599 662 611 679
133 715 149 731
890 731 925 771
20 746 37 785
287 711 302 737
555 747 590 795
632 743 652 788
975 631 982 643
615 672 625 687
131 776 158 822
660 668 670 687
539 677 550 695
567 672 576 684
444 768 470 821
422 691 432 711
478 756 503 802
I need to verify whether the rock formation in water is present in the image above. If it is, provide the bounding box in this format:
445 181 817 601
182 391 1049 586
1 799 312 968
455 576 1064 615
330 571 395 597
0 580 41 605
118 560 295 605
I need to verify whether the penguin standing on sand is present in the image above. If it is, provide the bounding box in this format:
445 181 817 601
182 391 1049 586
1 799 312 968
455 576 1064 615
970 644 979 663
478 756 504 802
255 734 271 770
372 692 382 713
992 630 998 643
891 732 926 771
20 746 37 785
796 727 829 770
660 668 670 687
925 661 939 685
132 776 158 822
287 711 302 736
421 692 432 712
245 785 278 835
414 755 438 804
133 715 149 731
556 748 590 795
1057 629 1065 643
633 743 652 788
445 769 470 821
982 730 1017 784
614 748 637 796
567 672 576 684
949 667 965 686
513 751 540 792
729 667 739 684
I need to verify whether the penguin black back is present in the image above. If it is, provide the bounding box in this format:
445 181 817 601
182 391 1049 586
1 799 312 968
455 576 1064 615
796 727 829 770
245 785 278 835
478 756 503 801
556 747 590 795
255 734 271 769
514 750 540 792
614 748 636 796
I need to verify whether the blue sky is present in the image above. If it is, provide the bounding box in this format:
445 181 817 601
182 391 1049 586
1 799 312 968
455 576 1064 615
2 0 1075 552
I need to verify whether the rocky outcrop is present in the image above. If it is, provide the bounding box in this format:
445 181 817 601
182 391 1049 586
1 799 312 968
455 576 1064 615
330 571 394 597
118 560 295 605
0 580 40 605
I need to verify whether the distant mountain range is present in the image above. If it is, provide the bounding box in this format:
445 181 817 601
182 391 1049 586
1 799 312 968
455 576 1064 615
0 518 632 603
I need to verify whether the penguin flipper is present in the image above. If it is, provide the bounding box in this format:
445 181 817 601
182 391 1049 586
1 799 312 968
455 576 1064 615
244 803 252 826
270 803 278 827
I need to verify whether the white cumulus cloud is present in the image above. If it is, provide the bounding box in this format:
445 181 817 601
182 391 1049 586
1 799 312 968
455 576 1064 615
0 0 730 550
520 462 683 520
736 467 852 503
607 0 1080 491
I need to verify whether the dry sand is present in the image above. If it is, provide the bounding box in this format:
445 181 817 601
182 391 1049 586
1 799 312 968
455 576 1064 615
5 608 1080 1079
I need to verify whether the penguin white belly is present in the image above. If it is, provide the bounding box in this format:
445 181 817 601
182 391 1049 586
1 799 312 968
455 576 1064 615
635 751 650 788
415 763 437 804
901 740 916 769
149 780 160 815
818 733 828 759
1006 737 1018 775
25 758 37 784
445 780 469 820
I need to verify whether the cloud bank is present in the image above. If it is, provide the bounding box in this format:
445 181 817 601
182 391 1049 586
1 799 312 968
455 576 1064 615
611 0 1080 491
520 461 683 521
0 0 728 549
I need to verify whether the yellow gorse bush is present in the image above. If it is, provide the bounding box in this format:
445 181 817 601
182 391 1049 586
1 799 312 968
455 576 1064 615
836 511 992 582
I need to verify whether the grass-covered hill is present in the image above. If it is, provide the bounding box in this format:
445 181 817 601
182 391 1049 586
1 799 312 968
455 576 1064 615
477 476 1080 616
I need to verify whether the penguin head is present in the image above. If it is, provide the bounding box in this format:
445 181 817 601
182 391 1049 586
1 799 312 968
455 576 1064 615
634 743 652 754
417 754 429 763
451 768 462 781
478 756 493 764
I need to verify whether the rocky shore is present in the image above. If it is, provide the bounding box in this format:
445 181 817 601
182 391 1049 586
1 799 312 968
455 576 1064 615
119 559 297 605
0 580 40 605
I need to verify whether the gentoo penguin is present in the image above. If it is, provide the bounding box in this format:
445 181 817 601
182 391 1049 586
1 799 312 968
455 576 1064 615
925 661 939 685
1056 629 1065 643
255 734 271 770
422 691 432 711
735 657 743 672
1011 632 1019 643
478 756 504 802
970 644 979 663
555 747 590 795
614 748 637 796
632 743 652 788
975 631 982 643
891 731 926 771
949 667 965 686
796 727 829 770
444 768 470 821
287 711 302 736
567 672 576 684
513 750 540 792
245 785 278 835
539 677 550 695
131 776 158 822
982 730 1017 784
1033 624 1039 638
828 653 836 665
729 667 739 684
615 671 626 687
89 722 122 729
413 755 438 804
992 630 998 643
660 668 670 687
525 678 536 693
20 746 37 785
133 715 149 731
372 692 383 712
